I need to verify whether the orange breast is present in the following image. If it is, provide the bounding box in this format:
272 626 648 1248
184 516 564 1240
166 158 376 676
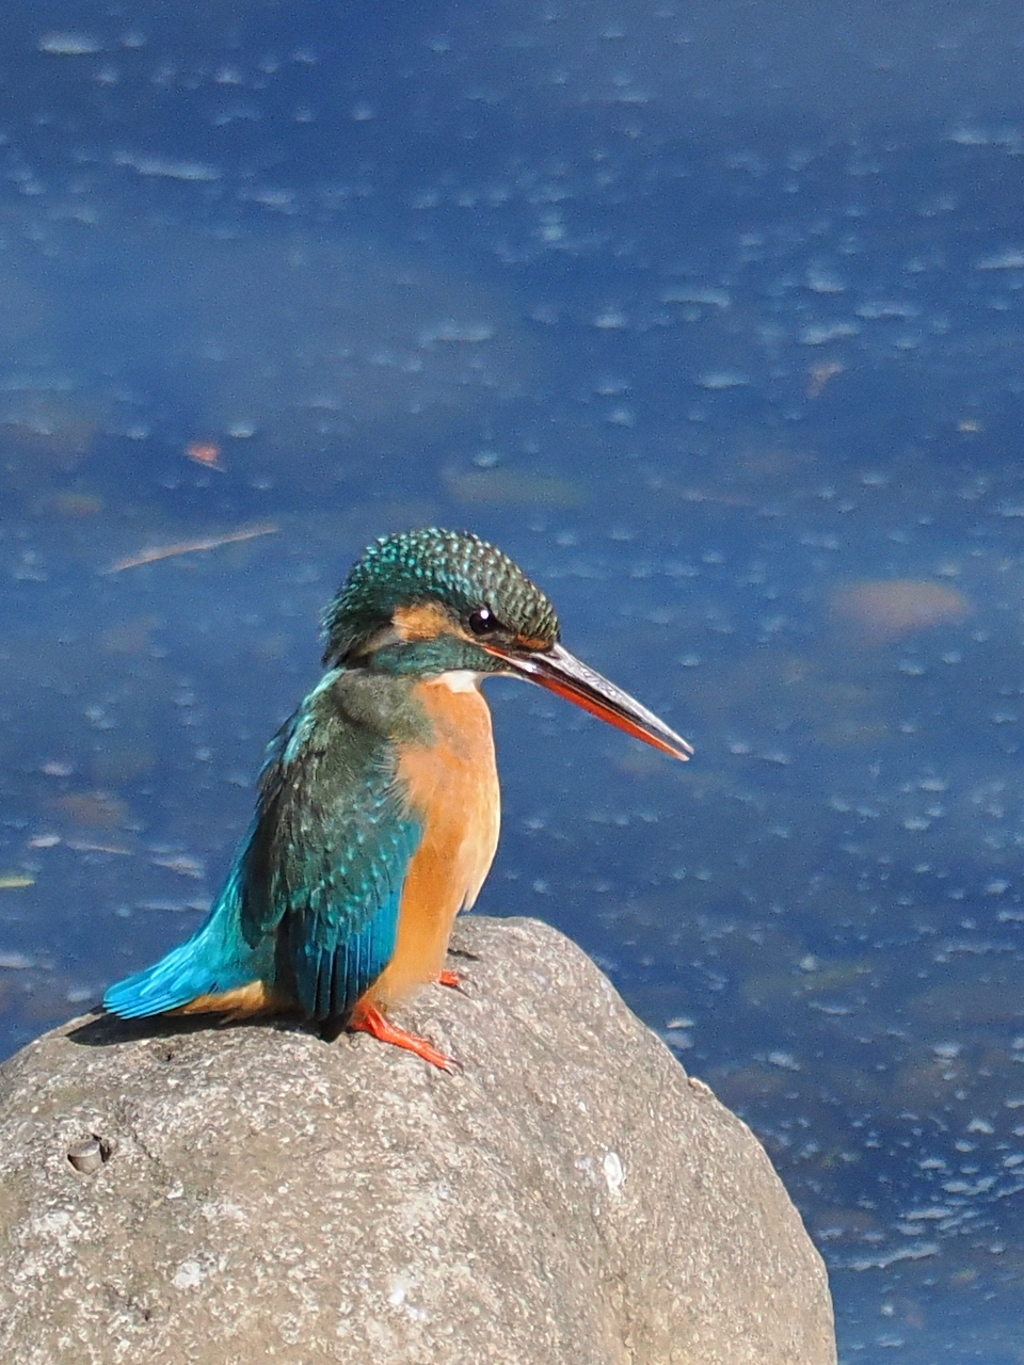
369 674 500 1010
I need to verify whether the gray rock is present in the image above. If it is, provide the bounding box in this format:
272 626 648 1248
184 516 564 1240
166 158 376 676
0 916 836 1365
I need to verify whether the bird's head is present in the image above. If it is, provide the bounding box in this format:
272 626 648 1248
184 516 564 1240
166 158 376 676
323 527 692 761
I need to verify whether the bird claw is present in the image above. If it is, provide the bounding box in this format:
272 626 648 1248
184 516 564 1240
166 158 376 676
348 1002 459 1073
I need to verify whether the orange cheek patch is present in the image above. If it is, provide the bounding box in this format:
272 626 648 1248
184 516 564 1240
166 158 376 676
392 602 459 641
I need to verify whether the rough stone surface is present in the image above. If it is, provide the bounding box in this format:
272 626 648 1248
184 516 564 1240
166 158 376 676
0 916 836 1365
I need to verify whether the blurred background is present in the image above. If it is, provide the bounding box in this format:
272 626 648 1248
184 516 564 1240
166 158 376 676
1 4 1023 1359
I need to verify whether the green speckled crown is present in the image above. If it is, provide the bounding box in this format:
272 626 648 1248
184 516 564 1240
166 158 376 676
323 528 560 665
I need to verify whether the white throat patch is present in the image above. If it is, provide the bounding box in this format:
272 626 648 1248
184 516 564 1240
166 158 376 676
436 670 483 693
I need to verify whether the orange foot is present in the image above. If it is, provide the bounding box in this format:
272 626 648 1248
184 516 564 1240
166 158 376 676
437 969 462 989
348 1001 459 1073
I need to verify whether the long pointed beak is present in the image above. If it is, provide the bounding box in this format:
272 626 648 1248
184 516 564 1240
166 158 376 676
483 641 693 761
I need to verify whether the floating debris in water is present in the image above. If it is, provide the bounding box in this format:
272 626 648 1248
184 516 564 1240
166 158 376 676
807 360 844 397
136 899 211 914
104 522 278 572
51 491 103 517
831 579 973 644
66 840 131 856
150 854 205 880
58 792 127 828
113 152 221 181
184 441 224 469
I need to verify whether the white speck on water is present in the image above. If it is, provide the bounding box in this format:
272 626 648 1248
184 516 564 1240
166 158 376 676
902 1204 951 1218
976 248 1024 270
0 952 34 970
419 321 494 345
799 321 860 345
856 300 920 319
806 262 846 293
767 1050 801 1071
696 370 749 389
39 33 101 55
848 1242 939 1271
662 1030 693 1049
943 1176 996 1196
933 1042 961 1059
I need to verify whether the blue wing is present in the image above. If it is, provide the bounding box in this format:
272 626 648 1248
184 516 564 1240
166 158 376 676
240 672 422 1022
106 670 422 1024
103 835 270 1017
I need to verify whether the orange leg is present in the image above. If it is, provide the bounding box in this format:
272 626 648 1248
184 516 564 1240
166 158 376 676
348 1000 459 1073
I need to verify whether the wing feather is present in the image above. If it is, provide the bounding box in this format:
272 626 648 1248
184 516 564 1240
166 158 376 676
244 672 422 1023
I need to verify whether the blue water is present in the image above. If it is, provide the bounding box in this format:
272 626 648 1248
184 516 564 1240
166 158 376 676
2 4 1024 1359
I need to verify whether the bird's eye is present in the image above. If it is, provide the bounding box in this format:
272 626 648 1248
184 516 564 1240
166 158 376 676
468 607 501 636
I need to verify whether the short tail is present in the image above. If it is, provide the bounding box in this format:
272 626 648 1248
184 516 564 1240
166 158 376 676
104 933 243 1018
104 858 269 1018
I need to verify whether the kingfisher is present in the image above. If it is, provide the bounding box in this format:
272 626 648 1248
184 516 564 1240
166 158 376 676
104 528 692 1069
